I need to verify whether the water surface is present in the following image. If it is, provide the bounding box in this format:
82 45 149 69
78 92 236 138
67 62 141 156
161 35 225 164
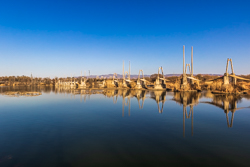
0 87 250 167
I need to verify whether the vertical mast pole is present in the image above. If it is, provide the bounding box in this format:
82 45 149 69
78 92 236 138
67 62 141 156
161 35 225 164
123 61 125 80
81 71 82 84
191 46 193 76
129 61 131 80
183 45 185 75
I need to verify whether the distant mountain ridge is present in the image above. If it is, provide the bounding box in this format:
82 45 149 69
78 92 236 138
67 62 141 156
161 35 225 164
76 74 222 79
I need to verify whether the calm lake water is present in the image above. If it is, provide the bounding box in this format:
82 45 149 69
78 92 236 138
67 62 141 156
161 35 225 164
0 86 250 167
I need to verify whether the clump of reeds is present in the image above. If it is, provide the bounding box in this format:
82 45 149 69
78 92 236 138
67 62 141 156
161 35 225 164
237 82 250 90
173 79 181 91
190 80 201 90
221 84 234 93
129 81 136 89
210 80 223 91
167 82 175 90
209 80 249 94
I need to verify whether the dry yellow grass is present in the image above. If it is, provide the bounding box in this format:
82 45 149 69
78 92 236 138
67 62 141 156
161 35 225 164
237 82 250 90
130 81 136 89
208 80 250 94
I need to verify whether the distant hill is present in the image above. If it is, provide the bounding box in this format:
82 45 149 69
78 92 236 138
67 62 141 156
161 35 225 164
76 74 223 79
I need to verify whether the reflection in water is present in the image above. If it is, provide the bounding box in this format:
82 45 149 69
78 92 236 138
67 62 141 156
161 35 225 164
1 91 42 97
132 90 146 109
79 90 91 103
1 87 250 167
172 92 200 137
122 90 131 117
202 92 250 128
1 86 249 133
173 92 200 107
150 91 167 113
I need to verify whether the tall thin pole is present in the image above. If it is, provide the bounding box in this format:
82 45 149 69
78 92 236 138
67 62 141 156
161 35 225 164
123 61 125 79
230 58 234 74
129 61 131 80
191 46 193 76
84 71 86 82
183 45 185 75
226 58 229 75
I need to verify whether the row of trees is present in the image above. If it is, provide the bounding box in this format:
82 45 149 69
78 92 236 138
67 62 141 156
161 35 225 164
1 74 249 86
0 76 106 86
0 76 54 85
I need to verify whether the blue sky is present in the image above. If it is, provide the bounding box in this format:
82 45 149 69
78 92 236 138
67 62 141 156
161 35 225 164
0 0 249 77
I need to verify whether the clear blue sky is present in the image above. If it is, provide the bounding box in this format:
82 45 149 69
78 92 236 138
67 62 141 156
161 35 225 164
0 0 249 77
